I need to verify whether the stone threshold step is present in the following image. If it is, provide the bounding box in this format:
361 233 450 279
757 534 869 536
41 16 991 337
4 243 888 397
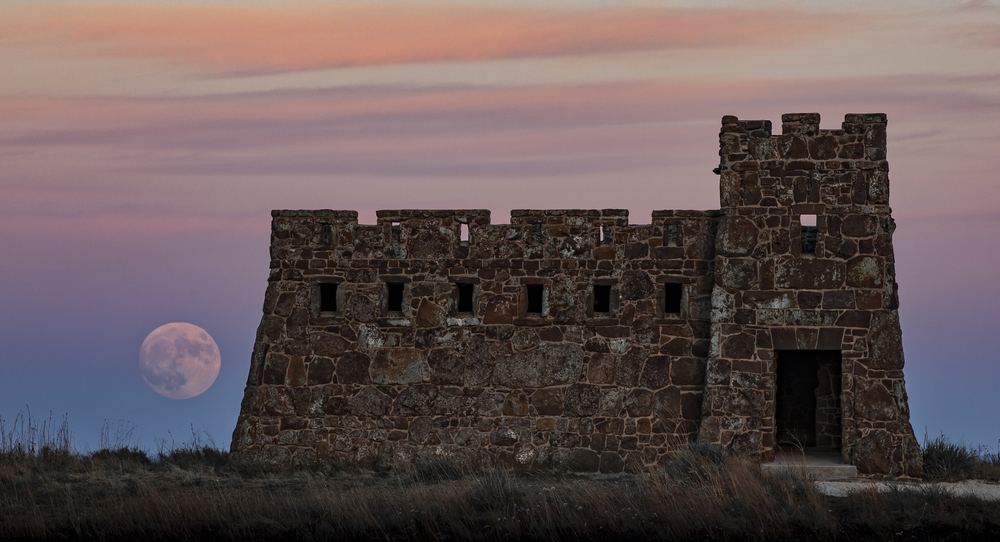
762 451 858 481
761 462 859 481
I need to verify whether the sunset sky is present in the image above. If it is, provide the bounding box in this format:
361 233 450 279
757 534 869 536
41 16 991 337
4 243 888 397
2 0 999 452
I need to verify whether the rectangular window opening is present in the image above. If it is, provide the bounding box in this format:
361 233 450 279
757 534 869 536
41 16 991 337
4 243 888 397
593 285 611 313
391 221 401 243
800 214 817 255
664 283 682 314
321 224 334 246
460 223 470 243
526 285 544 314
531 223 543 244
667 224 679 247
600 225 612 245
457 283 474 313
320 283 338 313
386 283 404 312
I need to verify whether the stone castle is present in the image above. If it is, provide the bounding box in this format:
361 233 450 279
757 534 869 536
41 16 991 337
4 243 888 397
230 113 922 477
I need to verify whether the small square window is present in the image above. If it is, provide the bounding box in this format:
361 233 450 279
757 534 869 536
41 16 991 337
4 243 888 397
386 283 405 312
531 223 543 244
598 225 612 245
320 283 338 313
526 285 544 314
457 283 475 313
664 283 682 314
593 285 611 313
666 224 680 246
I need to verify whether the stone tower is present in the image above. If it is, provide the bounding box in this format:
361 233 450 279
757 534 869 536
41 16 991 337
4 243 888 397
230 113 921 477
698 114 920 477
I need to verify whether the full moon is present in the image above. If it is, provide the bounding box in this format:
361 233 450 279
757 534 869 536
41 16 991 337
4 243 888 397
139 322 221 399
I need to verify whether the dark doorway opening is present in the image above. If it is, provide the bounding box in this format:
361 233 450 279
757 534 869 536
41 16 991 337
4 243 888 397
775 350 842 451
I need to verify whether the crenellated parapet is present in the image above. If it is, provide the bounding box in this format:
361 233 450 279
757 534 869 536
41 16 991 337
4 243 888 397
718 113 889 212
268 208 719 279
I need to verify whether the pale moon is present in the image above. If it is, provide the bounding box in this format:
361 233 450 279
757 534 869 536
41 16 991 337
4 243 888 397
139 322 221 399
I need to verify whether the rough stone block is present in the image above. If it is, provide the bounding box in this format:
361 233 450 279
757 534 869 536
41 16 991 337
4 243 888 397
846 256 884 288
531 388 565 416
587 353 618 384
564 384 600 417
639 356 672 389
867 310 904 370
773 259 845 290
717 216 758 256
371 348 422 385
494 343 584 388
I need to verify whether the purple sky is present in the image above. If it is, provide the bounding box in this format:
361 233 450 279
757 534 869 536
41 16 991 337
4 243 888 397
2 0 999 452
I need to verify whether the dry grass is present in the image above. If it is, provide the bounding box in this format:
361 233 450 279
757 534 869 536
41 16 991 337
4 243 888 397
922 433 1000 482
3 411 1000 541
2 449 836 541
836 483 1000 540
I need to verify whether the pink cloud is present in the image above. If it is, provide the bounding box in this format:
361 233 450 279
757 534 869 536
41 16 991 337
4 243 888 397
948 22 1000 47
4 72 999 238
2 3 860 71
0 212 269 237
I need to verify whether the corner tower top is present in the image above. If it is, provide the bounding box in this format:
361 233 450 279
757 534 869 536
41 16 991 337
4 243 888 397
717 113 889 213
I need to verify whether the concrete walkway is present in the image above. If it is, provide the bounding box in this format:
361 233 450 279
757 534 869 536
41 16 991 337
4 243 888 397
815 479 1000 500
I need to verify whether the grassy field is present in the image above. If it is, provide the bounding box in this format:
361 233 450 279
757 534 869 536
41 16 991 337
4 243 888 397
2 411 1000 541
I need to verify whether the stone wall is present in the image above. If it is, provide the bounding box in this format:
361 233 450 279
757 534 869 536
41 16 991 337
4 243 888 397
231 113 921 477
231 208 719 472
698 113 921 477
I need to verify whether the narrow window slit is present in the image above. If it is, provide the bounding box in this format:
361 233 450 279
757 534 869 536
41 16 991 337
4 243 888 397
457 283 474 313
531 223 543 244
460 223 470 243
526 285 544 314
667 224 679 246
664 283 682 314
320 283 338 313
600 225 612 245
800 215 817 255
593 285 611 313
391 221 401 243
386 283 404 312
321 224 334 246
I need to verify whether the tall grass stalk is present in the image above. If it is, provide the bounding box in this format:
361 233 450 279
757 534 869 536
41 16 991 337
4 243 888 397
0 408 71 460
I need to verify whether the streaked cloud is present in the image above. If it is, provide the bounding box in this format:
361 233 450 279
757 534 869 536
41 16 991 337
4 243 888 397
2 3 858 73
949 22 1000 47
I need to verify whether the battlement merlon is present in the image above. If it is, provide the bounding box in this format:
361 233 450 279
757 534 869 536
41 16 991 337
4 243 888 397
718 113 890 212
